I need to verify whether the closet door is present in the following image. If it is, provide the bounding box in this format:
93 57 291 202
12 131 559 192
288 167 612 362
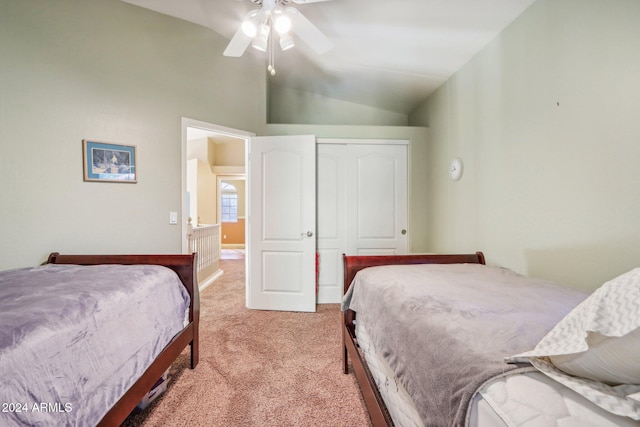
346 144 408 255
316 144 346 304
316 141 408 303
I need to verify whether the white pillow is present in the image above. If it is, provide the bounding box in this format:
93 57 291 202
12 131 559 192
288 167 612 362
507 267 640 420
550 328 640 385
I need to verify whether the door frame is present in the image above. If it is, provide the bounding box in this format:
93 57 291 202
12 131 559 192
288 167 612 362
180 117 254 254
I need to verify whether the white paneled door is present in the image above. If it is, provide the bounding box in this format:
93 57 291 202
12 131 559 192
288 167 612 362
346 144 408 255
316 144 347 304
247 135 317 312
316 141 408 303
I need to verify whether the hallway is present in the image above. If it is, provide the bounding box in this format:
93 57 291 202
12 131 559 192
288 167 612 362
220 249 245 260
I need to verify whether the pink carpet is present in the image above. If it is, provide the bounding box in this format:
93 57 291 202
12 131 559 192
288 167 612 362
122 258 371 426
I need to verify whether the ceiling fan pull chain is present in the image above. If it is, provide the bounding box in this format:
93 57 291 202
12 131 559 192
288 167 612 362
268 27 276 75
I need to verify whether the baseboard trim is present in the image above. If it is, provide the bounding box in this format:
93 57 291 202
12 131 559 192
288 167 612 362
199 269 224 293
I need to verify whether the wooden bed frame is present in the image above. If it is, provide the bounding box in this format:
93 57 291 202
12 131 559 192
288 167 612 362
46 252 200 427
342 252 486 427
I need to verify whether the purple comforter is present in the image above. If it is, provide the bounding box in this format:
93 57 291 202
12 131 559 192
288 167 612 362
0 263 190 427
344 263 587 427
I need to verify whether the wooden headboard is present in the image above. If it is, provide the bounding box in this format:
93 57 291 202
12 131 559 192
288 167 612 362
342 252 486 331
342 252 486 295
47 252 199 323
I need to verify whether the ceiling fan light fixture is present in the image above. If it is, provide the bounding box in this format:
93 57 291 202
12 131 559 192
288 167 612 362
251 23 271 52
279 33 295 51
242 21 257 38
224 0 334 75
241 10 261 37
274 13 292 34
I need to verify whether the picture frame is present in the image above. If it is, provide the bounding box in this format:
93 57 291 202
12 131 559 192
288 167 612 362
83 140 137 183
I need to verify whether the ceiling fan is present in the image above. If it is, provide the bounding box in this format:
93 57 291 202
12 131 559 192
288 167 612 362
224 0 334 75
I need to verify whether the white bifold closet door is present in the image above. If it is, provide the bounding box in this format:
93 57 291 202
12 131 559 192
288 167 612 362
316 140 408 304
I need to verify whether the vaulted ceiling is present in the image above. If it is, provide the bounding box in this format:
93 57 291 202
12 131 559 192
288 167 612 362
123 0 537 115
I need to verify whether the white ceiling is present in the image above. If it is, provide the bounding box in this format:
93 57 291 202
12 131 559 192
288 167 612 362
122 0 537 115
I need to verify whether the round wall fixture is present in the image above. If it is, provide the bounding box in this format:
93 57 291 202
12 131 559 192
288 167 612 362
449 157 463 181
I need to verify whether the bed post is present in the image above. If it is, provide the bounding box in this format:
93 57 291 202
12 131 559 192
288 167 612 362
342 314 349 374
342 254 354 374
189 252 200 369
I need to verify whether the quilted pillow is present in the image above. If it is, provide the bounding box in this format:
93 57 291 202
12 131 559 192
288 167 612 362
507 267 640 420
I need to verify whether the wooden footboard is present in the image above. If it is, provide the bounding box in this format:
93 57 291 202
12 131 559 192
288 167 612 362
46 252 200 426
341 252 485 427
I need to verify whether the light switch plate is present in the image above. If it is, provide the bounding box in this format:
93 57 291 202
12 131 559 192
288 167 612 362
169 211 178 225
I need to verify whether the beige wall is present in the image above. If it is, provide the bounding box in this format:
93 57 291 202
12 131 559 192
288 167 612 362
196 160 217 225
409 0 640 291
187 138 217 169
269 86 409 126
187 138 219 225
0 0 266 269
213 140 245 167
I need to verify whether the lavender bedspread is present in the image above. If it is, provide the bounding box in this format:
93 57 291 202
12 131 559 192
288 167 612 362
0 263 190 427
343 263 587 427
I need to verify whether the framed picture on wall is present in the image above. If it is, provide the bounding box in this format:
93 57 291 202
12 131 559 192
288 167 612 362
82 140 137 183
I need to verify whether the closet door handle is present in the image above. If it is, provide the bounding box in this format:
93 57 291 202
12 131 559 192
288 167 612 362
401 229 407 235
302 231 313 238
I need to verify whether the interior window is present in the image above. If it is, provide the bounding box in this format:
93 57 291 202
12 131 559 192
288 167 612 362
221 182 238 223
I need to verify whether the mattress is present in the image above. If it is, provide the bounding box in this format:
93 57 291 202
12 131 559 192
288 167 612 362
0 263 190 427
355 319 507 427
356 319 639 427
355 320 425 427
344 263 588 426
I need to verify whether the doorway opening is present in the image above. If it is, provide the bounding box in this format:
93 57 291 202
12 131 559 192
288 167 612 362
218 176 246 254
181 117 253 284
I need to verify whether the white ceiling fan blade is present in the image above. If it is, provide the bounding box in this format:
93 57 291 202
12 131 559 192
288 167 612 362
224 25 252 57
288 8 333 54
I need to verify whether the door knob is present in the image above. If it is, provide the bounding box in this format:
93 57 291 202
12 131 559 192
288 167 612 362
301 231 313 238
401 229 407 235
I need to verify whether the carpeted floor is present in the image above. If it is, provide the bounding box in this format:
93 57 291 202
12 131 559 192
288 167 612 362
122 259 371 426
